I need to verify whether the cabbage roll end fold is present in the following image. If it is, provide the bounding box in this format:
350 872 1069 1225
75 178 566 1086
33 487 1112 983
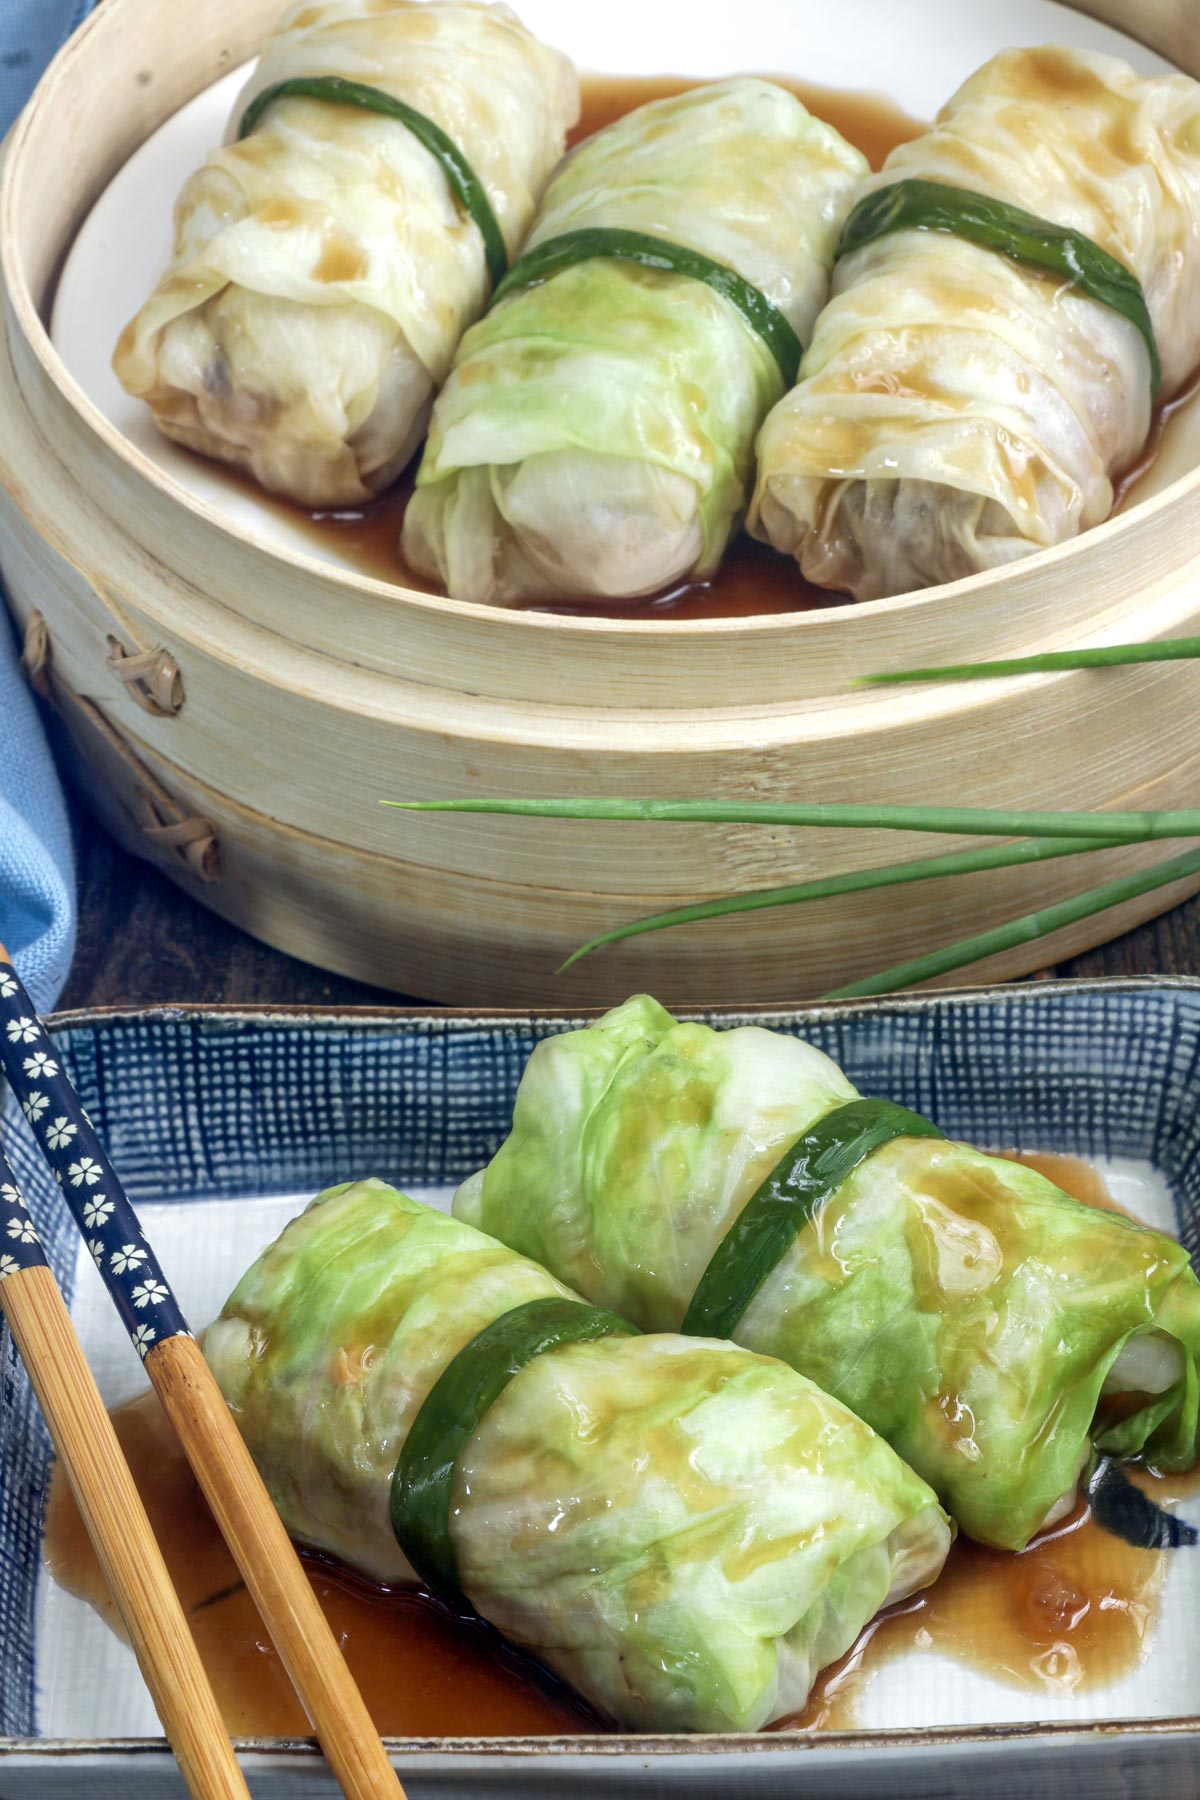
206 1176 950 1732
113 0 579 505
749 46 1200 599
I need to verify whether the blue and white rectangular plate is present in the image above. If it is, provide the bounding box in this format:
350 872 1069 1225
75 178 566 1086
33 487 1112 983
4 982 1200 1798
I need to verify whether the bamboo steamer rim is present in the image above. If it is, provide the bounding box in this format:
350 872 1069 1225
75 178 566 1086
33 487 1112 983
3 0 1198 643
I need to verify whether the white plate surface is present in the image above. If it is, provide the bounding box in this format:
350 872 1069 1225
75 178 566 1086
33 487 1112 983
49 0 1198 585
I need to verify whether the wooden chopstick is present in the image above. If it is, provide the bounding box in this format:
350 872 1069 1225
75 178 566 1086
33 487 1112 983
0 1140 251 1800
0 948 405 1800
148 1332 408 1800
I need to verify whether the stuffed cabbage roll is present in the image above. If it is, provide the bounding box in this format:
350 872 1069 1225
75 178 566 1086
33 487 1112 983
205 1177 949 1732
402 79 867 602
455 995 1200 1552
750 47 1200 599
113 0 577 505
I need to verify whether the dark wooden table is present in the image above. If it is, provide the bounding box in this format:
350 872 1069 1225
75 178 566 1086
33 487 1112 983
59 802 1200 1011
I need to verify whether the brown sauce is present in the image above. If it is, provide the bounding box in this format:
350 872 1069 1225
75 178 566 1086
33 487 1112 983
302 477 427 590
254 72 924 620
43 1152 1195 1740
293 482 848 620
568 73 926 169
43 1391 597 1738
792 1469 1188 1731
1114 364 1200 512
1000 1149 1152 1223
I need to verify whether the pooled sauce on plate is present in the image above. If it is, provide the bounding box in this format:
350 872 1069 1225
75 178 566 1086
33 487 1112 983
792 1465 1193 1731
43 1152 1195 1739
44 1389 598 1738
267 73 926 621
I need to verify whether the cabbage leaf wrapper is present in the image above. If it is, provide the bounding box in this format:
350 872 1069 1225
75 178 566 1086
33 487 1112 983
749 46 1200 599
113 0 577 505
205 1178 949 1733
455 995 1200 1551
402 79 867 603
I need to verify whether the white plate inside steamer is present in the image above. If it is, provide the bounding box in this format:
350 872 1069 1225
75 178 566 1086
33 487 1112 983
51 0 1200 585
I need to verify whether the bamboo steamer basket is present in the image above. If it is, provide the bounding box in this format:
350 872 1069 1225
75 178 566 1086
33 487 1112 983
2 0 1200 1006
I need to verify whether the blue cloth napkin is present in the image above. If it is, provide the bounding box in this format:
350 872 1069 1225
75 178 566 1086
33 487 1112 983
0 3 98 1009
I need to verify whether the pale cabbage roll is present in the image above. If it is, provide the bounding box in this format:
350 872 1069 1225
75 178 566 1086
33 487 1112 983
205 1178 949 1733
113 0 577 505
456 995 1200 1552
750 47 1200 599
402 79 867 602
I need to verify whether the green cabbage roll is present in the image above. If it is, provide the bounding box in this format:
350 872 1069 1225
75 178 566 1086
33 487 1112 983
205 1177 949 1732
114 0 577 504
749 47 1200 599
402 79 867 602
455 995 1200 1552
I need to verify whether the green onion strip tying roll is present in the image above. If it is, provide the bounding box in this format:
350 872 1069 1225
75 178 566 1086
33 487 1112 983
683 1098 944 1340
391 1295 637 1597
239 76 509 289
837 177 1161 393
492 227 805 386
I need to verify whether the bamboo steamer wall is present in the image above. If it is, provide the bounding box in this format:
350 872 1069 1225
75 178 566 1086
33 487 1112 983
2 0 1200 1004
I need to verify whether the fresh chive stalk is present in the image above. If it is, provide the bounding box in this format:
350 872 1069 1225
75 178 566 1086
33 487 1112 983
861 638 1200 686
490 227 803 384
559 834 1128 968
821 843 1200 1000
238 76 508 287
837 178 1160 391
387 796 1200 843
386 800 1200 993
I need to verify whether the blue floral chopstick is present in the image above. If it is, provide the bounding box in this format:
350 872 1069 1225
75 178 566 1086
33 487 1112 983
0 1137 46 1280
0 949 408 1800
0 959 190 1358
0 1089 254 1797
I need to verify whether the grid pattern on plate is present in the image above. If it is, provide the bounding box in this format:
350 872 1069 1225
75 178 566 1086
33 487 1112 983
3 981 1200 1735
